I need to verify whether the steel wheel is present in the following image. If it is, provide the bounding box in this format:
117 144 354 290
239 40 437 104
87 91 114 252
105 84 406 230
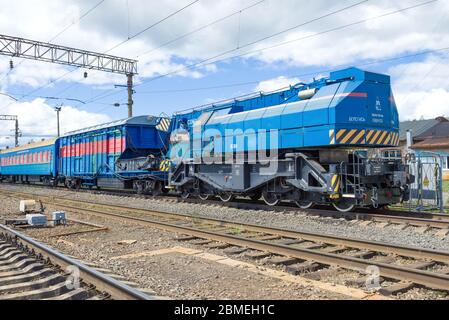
262 191 280 206
295 200 315 209
198 193 211 201
152 181 163 196
218 193 234 203
133 181 144 195
332 201 355 212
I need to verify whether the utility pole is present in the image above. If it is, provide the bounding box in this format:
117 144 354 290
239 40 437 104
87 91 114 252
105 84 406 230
0 115 20 147
54 106 62 137
127 73 133 118
14 118 19 147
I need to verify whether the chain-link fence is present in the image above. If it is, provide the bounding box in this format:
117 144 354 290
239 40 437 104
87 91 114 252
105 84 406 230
405 151 444 212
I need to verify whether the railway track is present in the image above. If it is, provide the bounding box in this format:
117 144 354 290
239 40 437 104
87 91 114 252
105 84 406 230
2 188 449 296
0 224 154 300
1 184 448 231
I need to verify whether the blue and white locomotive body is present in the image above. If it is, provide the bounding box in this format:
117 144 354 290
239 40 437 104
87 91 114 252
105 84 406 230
169 68 399 158
168 68 411 210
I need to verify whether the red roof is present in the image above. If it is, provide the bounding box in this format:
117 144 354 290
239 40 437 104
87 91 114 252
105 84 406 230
412 137 449 149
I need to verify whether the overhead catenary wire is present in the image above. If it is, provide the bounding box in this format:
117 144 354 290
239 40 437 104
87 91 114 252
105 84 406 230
0 0 107 83
399 51 449 109
88 0 437 104
48 0 107 43
2 44 448 116
88 43 449 118
1 0 442 117
51 0 202 100
9 0 203 112
0 0 109 111
104 0 201 54
87 0 371 104
134 46 449 95
85 0 267 104
136 0 266 58
137 0 438 88
0 67 81 114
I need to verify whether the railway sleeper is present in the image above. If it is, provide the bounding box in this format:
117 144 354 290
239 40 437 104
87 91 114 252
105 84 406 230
0 258 37 272
0 268 54 286
0 273 65 294
0 253 30 265
43 288 91 300
378 282 416 296
345 276 386 288
0 247 20 257
224 247 249 255
0 250 25 261
1 281 75 300
0 263 47 279
265 256 299 266
284 262 323 275
206 242 231 249
244 251 272 260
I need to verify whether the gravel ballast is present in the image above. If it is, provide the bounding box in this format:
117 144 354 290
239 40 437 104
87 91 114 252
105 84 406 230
1 184 449 300
1 184 447 251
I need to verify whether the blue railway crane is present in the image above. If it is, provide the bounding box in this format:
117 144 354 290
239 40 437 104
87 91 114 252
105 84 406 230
167 68 411 211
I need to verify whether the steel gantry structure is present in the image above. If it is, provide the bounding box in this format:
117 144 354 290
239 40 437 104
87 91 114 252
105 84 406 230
0 34 138 117
0 115 20 147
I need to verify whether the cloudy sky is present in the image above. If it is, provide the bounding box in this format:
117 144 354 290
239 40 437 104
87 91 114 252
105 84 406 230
0 0 448 147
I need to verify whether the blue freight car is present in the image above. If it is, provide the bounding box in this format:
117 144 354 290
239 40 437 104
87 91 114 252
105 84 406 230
0 138 58 185
58 115 171 194
168 68 413 211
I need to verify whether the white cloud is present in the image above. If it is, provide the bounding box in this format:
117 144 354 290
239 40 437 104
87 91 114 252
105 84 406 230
256 76 300 92
0 96 111 148
395 88 449 121
0 0 447 121
256 54 449 122
249 1 449 67
0 0 447 88
389 55 449 120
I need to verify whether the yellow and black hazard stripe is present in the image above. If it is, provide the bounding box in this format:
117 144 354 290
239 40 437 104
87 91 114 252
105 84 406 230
330 129 400 146
159 159 171 172
331 174 341 193
365 130 400 146
329 129 336 145
156 118 171 132
389 131 400 146
329 174 341 199
333 129 366 145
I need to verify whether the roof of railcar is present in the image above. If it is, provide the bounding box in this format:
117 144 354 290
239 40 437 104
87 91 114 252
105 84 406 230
0 138 57 155
61 116 160 137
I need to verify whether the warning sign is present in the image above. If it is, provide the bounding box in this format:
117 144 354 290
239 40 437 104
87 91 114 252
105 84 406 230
423 176 430 188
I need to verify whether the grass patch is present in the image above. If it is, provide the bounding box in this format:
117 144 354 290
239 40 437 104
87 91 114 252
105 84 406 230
443 181 449 193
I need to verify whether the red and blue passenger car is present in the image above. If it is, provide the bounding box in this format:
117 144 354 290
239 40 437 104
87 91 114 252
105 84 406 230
0 116 172 194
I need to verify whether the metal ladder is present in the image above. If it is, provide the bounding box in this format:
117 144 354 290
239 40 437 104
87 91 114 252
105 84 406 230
340 153 363 199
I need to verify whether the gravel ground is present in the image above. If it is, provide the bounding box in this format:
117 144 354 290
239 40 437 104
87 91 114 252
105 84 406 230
2 184 447 251
0 189 350 300
1 183 449 300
